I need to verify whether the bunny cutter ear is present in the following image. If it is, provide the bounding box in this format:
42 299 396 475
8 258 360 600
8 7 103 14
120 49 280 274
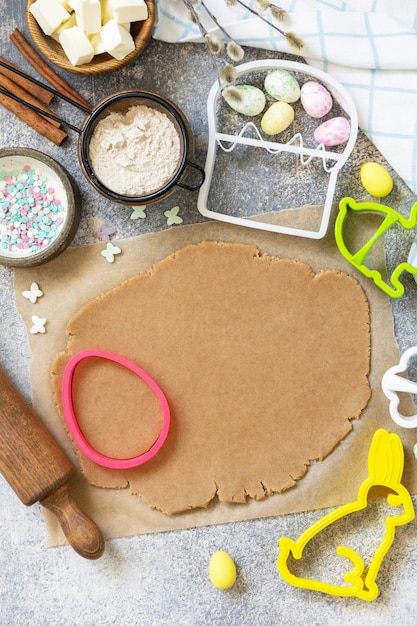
277 429 415 601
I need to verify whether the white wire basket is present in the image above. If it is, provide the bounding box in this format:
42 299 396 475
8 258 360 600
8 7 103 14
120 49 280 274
197 59 358 239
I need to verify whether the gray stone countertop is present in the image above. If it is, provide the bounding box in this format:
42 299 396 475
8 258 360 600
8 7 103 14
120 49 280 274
1 2 417 625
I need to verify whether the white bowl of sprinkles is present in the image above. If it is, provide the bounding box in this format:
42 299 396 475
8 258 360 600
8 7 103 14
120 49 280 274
0 148 80 267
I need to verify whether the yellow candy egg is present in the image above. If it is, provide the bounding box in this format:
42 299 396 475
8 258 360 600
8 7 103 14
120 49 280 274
209 551 237 589
261 102 294 136
360 162 393 198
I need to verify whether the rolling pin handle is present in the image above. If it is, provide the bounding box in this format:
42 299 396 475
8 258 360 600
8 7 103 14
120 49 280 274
41 482 105 560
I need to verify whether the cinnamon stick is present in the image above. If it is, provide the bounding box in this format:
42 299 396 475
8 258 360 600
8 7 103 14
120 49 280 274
10 28 92 111
0 55 54 105
0 90 67 145
0 72 61 128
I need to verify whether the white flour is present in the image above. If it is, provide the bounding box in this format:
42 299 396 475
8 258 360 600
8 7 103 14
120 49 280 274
88 104 181 196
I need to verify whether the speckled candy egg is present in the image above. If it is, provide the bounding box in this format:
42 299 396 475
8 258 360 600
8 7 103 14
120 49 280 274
314 117 351 146
223 85 266 116
360 162 393 197
301 81 333 118
261 101 294 135
264 68 300 103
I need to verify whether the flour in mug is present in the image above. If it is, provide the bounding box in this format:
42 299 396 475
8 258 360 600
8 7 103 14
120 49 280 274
88 104 181 196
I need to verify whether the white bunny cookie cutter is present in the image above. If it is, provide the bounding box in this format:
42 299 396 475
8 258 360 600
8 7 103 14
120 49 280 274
197 59 358 239
278 429 415 601
382 346 417 428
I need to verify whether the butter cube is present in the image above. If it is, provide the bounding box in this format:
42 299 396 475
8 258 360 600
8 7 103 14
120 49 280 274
100 0 113 24
100 19 135 60
51 12 77 42
89 31 106 54
55 0 73 11
109 0 148 24
30 0 71 36
59 25 95 65
75 0 101 35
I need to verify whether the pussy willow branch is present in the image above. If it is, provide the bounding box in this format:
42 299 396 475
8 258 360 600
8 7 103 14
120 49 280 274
254 0 288 21
182 0 222 88
182 0 303 92
201 1 233 43
229 0 304 49
201 2 244 62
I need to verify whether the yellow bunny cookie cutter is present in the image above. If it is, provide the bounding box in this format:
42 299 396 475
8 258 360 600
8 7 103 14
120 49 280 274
278 429 414 601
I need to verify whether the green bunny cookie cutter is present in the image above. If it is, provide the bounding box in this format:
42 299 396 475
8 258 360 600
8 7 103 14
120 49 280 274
335 197 417 298
277 429 415 601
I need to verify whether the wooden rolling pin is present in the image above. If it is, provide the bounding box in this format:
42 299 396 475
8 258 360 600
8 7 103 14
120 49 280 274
0 366 104 559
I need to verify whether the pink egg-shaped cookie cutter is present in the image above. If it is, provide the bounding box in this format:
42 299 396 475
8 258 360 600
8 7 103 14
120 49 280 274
61 349 170 469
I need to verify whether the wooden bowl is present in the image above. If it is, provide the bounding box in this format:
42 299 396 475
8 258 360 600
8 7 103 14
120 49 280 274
0 148 81 267
26 0 155 75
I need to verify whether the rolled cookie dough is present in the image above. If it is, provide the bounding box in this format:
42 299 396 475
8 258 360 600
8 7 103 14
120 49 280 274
51 241 371 515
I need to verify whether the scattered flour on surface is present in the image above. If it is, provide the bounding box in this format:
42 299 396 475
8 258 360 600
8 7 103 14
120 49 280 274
88 104 181 196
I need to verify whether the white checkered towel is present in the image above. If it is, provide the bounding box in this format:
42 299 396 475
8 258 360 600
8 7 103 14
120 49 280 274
154 0 417 195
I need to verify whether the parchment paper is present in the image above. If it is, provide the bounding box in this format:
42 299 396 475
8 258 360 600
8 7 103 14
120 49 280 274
14 207 417 546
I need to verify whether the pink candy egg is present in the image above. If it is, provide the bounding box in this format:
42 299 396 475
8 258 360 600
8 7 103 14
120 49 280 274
314 117 351 146
301 81 332 118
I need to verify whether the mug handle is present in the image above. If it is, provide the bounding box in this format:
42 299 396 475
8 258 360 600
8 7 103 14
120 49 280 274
176 160 205 191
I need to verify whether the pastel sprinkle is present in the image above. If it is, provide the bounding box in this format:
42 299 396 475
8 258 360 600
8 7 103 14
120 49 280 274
413 443 417 459
98 223 117 241
22 282 43 304
0 164 66 257
101 242 121 263
130 205 147 220
164 206 183 226
30 315 47 334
